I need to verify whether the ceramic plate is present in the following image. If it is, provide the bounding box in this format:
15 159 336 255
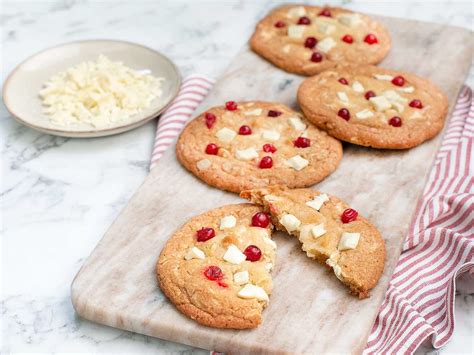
3 40 181 137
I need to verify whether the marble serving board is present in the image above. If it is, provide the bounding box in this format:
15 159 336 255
71 16 471 354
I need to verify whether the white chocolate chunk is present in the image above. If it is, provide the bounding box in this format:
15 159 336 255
382 90 408 104
352 81 364 93
369 96 392 112
238 284 269 302
223 244 246 264
265 263 273 272
286 155 309 171
317 37 337 53
380 90 407 113
317 22 336 35
300 223 326 239
299 224 313 240
410 111 423 119
233 271 249 285
262 130 280 142
311 223 327 238
244 108 263 116
337 13 361 27
264 194 281 202
306 194 330 211
220 215 237 230
338 232 361 251
184 246 205 260
392 102 405 113
287 6 306 17
279 214 301 233
288 25 305 39
235 147 259 161
215 127 236 143
263 236 277 249
373 74 394 81
288 116 307 131
196 159 211 171
326 257 343 281
397 86 415 93
337 91 349 103
356 109 374 119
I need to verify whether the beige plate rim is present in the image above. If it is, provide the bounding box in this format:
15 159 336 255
2 39 182 138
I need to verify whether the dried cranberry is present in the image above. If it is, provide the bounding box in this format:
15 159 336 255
341 208 358 223
263 144 277 153
244 245 262 262
259 156 273 169
225 101 238 111
338 108 350 121
204 266 223 281
294 137 311 148
364 34 378 44
251 212 270 228
196 227 216 242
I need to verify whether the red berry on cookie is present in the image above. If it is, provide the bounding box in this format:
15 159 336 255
251 212 270 228
364 34 378 44
203 265 224 281
274 21 286 28
409 99 423 109
205 143 219 155
338 78 349 85
294 137 311 148
318 8 332 17
388 116 402 127
365 90 376 100
304 37 318 49
338 108 351 121
204 112 216 128
225 101 238 111
268 110 282 117
298 16 311 25
263 143 277 153
341 208 358 223
391 76 405 86
342 34 353 44
310 52 323 62
259 156 273 169
196 227 216 242
244 245 262 262
238 125 252 135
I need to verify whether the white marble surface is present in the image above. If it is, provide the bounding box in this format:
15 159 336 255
1 1 472 354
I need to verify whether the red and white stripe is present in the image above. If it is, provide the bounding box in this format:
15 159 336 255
365 86 473 354
150 77 473 354
150 75 214 169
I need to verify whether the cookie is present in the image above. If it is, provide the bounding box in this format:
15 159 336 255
297 65 449 149
176 101 342 193
250 5 391 76
241 186 385 298
157 203 276 329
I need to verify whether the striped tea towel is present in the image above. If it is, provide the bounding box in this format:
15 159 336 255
150 76 215 169
150 76 474 354
364 86 473 354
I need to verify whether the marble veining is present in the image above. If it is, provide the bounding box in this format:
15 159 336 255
1 0 473 353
